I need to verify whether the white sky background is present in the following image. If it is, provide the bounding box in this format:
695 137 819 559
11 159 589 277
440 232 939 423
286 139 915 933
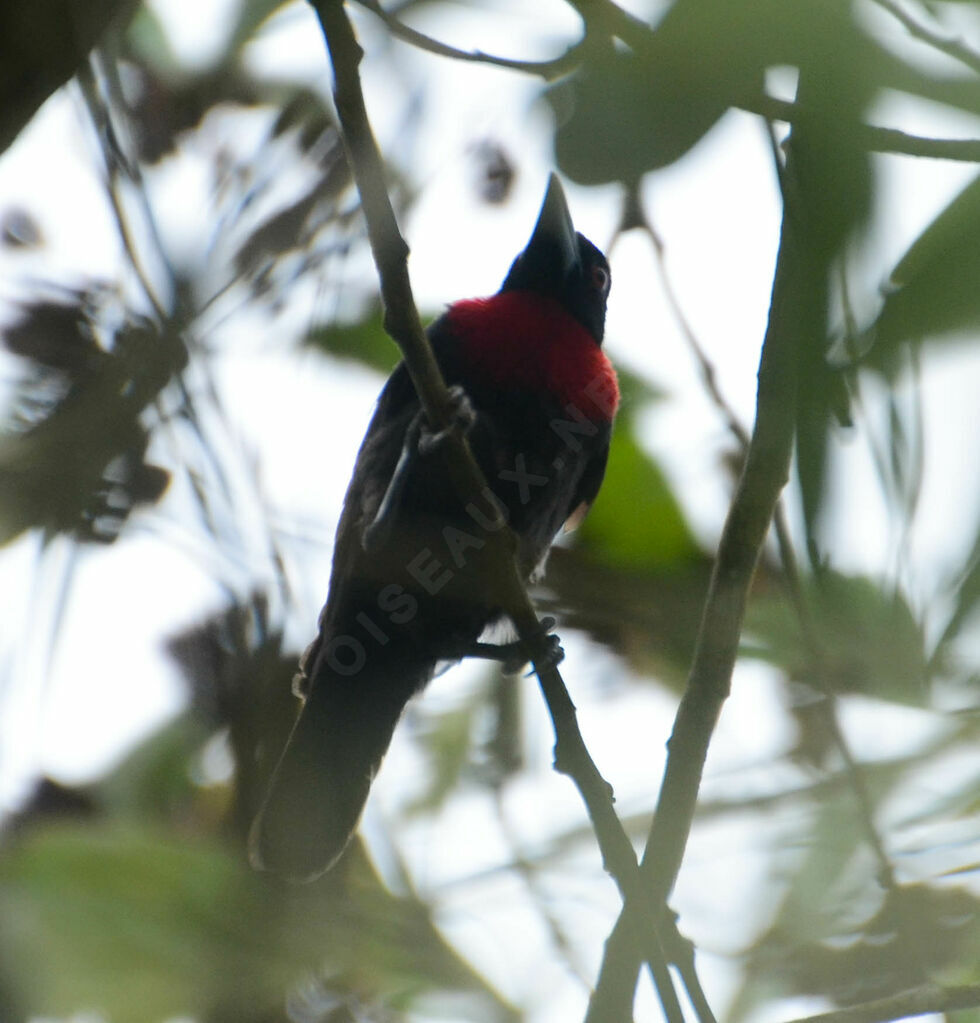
1 0 980 1020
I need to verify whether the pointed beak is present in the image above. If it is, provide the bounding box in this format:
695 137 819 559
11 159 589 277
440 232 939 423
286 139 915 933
525 173 580 278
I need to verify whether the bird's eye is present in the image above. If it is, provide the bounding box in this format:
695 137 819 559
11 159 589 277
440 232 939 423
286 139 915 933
591 265 610 293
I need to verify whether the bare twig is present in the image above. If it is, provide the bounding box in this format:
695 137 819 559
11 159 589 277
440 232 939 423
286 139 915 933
352 0 587 80
785 983 980 1023
746 94 980 162
307 2 683 1018
78 53 296 617
627 199 751 450
770 505 899 891
356 2 980 163
870 0 980 75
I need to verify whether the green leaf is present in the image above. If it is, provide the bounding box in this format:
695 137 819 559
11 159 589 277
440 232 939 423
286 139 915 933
306 308 402 374
0 826 288 1021
549 0 873 183
745 571 931 705
729 779 980 1020
0 823 519 1022
577 421 698 571
867 173 980 377
406 695 480 816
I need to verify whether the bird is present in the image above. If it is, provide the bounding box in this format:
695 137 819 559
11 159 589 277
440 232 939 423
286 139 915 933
249 174 618 880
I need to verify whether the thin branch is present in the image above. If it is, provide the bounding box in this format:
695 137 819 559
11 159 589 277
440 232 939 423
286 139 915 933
771 503 899 890
356 2 980 164
352 0 587 80
628 180 900 898
746 93 980 162
76 62 169 324
629 201 750 450
493 792 593 989
785 984 980 1023
870 0 980 75
307 1 683 1018
586 82 820 1023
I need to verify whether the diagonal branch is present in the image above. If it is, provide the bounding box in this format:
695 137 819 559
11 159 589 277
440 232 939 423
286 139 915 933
584 90 818 1023
631 188 899 896
306 2 687 1018
784 983 980 1023
747 94 980 162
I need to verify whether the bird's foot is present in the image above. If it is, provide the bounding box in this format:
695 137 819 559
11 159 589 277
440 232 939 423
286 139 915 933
418 385 476 455
449 617 564 675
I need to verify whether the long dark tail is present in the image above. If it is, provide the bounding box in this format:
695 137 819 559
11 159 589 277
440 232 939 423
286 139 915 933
249 648 430 881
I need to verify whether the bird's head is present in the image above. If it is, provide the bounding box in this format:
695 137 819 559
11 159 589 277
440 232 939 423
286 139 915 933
499 174 611 345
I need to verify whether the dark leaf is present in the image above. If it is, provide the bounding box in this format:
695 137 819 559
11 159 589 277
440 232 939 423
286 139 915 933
165 593 298 836
0 823 518 1022
866 173 980 378
0 0 131 155
0 297 183 544
233 140 350 281
550 0 872 183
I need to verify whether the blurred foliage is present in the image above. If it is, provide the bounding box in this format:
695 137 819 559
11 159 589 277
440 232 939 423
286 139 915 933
867 171 980 376
0 822 517 1023
307 306 402 374
0 291 179 543
1 0 980 1021
0 0 135 155
729 784 980 1020
745 571 930 706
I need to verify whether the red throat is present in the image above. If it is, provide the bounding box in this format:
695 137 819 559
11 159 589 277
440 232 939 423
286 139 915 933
446 292 619 421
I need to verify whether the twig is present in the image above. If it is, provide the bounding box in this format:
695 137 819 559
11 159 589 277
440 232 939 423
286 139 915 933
586 80 819 1023
629 177 900 901
771 504 899 891
626 196 750 450
355 2 980 164
870 0 980 75
352 0 587 80
307 2 683 1018
76 62 169 324
784 983 980 1023
746 94 980 162
78 53 296 618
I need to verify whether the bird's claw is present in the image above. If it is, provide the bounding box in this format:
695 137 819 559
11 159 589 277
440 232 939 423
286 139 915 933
418 385 476 455
448 616 564 675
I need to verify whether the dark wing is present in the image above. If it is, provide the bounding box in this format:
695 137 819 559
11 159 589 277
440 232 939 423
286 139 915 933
563 421 611 532
332 315 463 544
310 317 465 630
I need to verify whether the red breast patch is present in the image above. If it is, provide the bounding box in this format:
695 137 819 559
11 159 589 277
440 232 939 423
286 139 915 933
446 293 619 422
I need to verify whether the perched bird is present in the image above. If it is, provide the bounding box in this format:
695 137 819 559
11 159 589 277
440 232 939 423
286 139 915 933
249 175 618 880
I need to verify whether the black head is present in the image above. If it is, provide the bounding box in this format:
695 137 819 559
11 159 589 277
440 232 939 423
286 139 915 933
499 174 611 344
